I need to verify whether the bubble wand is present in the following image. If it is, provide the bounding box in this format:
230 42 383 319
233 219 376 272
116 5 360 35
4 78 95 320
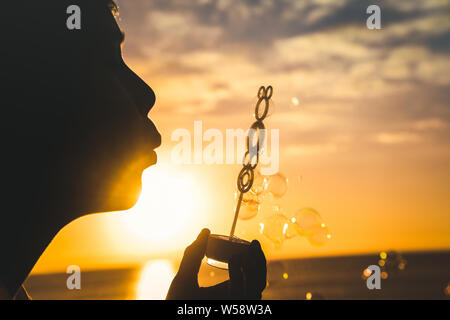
206 85 273 269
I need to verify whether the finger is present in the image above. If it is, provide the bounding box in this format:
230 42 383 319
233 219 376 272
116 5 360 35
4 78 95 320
229 254 245 299
178 228 210 280
243 240 267 299
197 281 230 300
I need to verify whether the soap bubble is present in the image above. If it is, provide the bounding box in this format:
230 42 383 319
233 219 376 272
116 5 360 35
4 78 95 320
234 190 262 220
284 222 298 239
239 194 261 220
363 251 407 282
265 173 288 199
272 204 281 213
250 171 268 195
307 224 331 246
444 283 450 296
239 204 260 220
289 92 311 110
290 97 300 109
259 214 290 245
362 268 372 280
283 217 298 239
380 251 407 274
242 190 258 204
305 291 326 300
292 208 322 236
273 207 297 239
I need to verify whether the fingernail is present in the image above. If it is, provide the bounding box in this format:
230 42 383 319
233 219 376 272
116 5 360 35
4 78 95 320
198 228 210 239
251 240 261 249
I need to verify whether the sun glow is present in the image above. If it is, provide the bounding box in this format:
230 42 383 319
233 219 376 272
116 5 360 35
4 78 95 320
136 260 175 300
100 158 211 261
123 165 196 243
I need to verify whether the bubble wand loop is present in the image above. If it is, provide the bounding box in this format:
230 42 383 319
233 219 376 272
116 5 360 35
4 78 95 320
229 85 273 238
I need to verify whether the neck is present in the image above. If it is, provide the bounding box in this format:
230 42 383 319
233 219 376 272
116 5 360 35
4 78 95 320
0 178 79 297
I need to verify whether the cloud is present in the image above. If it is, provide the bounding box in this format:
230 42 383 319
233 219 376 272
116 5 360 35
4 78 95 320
285 143 338 156
412 118 447 131
116 0 450 161
373 132 422 144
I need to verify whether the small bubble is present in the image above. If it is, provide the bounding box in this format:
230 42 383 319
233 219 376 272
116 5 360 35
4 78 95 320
290 97 301 109
239 193 261 220
260 214 290 245
293 208 322 236
307 224 331 246
265 173 288 199
283 221 298 239
250 171 268 195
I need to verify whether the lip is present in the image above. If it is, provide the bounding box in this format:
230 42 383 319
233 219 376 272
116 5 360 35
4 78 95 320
143 120 161 166
148 130 160 165
147 150 157 166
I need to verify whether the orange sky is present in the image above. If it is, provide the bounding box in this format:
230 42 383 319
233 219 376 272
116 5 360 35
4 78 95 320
32 0 450 274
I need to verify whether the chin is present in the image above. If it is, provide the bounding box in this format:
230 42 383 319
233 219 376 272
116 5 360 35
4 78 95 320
115 192 141 211
102 155 157 213
103 173 143 212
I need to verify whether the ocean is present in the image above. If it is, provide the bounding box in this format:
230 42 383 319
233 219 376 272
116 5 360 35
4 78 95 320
24 251 450 300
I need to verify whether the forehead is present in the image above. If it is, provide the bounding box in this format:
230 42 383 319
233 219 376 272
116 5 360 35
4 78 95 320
98 2 124 44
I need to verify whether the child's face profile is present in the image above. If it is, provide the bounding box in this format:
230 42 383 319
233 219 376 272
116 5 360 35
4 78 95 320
0 1 163 296
74 4 162 213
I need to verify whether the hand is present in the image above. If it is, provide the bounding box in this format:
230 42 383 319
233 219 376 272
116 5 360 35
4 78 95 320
166 229 267 300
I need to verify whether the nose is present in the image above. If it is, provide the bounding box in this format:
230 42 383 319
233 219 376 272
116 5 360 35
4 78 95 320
120 63 161 149
121 63 156 118
145 118 162 149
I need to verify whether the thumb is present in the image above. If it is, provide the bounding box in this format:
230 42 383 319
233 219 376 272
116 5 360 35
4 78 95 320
177 228 210 280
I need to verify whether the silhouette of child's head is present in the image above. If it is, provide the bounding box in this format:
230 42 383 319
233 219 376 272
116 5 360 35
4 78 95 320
0 0 163 299
2 0 161 218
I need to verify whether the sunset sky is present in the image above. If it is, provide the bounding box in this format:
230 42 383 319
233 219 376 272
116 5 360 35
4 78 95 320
32 0 450 274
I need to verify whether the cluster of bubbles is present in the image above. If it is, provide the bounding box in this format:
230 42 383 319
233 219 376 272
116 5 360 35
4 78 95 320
236 170 331 247
234 87 329 247
362 251 407 281
378 251 407 274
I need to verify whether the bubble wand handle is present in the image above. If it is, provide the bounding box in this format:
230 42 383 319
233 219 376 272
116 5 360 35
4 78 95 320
229 85 273 238
229 192 243 238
